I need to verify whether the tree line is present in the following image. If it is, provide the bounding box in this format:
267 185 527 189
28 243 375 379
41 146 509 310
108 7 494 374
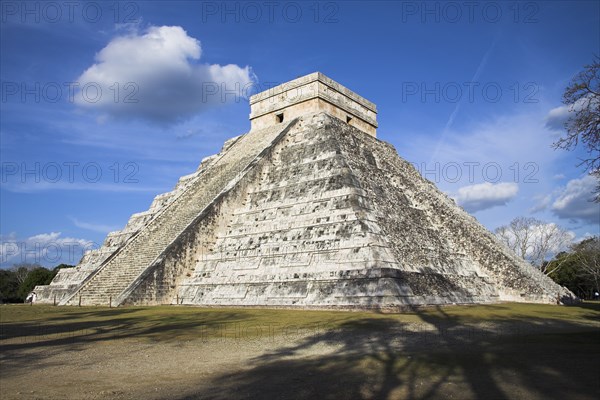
0 263 74 303
495 217 599 300
545 237 600 299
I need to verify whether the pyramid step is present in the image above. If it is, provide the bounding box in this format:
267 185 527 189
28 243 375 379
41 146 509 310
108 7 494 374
62 120 297 306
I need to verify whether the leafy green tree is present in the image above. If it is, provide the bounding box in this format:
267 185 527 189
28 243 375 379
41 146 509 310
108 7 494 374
546 252 588 298
0 269 21 303
9 263 39 285
547 236 600 299
573 237 600 296
16 267 55 301
0 263 75 303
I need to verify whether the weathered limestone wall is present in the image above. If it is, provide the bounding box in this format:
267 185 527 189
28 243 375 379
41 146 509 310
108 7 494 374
122 112 570 308
34 134 241 304
35 73 573 309
249 72 377 137
57 120 295 306
330 115 571 304
121 123 299 305
123 115 391 306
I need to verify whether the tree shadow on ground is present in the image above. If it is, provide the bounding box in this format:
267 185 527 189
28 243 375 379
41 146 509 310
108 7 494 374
173 306 600 400
0 308 247 377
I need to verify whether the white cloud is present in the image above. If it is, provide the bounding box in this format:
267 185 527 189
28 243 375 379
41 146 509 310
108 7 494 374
545 104 570 131
545 96 599 132
395 107 589 230
402 111 564 190
0 232 97 267
176 127 205 140
576 232 596 242
453 182 519 213
551 174 599 224
69 217 118 234
530 194 552 213
75 25 254 124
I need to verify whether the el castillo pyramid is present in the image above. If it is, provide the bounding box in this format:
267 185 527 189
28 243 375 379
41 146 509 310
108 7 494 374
35 72 573 308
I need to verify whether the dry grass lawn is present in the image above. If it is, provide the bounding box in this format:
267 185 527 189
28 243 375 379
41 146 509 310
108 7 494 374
1 302 599 399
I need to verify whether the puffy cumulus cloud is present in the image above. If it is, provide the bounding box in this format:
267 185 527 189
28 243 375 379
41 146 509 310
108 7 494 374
0 232 97 267
551 175 599 224
545 105 570 131
453 182 519 213
545 96 599 132
75 26 254 124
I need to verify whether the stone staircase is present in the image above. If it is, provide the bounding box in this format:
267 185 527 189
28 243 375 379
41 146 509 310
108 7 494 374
62 120 296 306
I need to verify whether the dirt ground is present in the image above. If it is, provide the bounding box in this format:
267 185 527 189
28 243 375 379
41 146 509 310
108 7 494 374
1 303 599 400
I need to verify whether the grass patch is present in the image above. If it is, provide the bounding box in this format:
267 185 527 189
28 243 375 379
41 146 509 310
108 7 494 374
1 302 599 399
0 302 598 343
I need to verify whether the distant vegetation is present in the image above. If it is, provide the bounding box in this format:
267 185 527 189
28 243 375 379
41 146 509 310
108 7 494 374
0 263 74 303
545 237 600 299
494 216 599 300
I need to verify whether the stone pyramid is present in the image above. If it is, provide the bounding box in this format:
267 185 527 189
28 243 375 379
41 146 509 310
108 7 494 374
35 73 573 309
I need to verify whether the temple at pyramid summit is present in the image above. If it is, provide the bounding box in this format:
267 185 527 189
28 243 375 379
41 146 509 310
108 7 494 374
35 72 573 308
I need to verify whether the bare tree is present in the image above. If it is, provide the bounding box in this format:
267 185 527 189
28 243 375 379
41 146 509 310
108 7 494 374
532 223 574 272
574 237 600 293
553 56 600 199
494 217 573 271
9 263 39 285
495 217 532 259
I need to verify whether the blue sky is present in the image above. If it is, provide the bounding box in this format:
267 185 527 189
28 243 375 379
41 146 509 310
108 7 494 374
1 0 599 267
